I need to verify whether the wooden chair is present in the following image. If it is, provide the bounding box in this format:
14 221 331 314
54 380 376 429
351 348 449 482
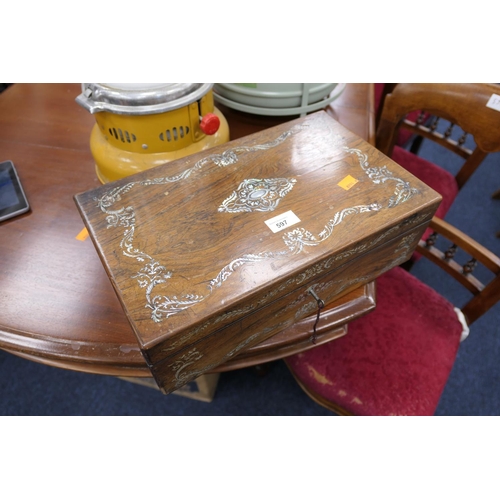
376 83 500 228
374 83 396 129
285 217 500 415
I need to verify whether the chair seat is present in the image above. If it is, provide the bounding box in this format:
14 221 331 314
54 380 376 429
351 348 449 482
285 266 464 416
392 146 459 220
392 146 460 260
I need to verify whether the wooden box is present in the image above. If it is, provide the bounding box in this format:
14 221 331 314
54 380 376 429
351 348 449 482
74 111 441 394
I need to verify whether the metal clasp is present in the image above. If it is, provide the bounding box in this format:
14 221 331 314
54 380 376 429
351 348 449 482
308 288 325 344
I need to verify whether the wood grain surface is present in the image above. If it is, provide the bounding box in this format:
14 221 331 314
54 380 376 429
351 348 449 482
75 111 441 392
0 83 379 379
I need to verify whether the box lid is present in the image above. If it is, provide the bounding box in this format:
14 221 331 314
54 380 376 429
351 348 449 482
75 111 441 387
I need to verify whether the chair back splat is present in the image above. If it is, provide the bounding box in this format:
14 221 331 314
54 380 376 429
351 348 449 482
376 83 500 189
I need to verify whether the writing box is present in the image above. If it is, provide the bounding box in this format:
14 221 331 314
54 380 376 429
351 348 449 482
75 111 441 394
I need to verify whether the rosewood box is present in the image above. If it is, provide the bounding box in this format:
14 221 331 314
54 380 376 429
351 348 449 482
74 111 441 394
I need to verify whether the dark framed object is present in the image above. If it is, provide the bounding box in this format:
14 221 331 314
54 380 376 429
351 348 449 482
0 160 30 222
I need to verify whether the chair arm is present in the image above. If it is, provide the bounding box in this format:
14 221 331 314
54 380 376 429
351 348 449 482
416 217 500 325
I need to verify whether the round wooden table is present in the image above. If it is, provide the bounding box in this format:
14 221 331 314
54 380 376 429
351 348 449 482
0 83 376 380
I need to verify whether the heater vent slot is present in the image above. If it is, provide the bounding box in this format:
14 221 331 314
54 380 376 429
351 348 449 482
109 128 137 143
160 125 189 142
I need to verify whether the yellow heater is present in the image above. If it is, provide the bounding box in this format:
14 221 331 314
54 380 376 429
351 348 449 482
76 83 230 183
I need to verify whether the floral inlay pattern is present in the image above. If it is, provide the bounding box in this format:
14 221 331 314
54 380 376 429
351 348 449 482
95 129 419 326
96 126 305 323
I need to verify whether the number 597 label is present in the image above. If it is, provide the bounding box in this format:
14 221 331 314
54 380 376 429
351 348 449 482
265 210 301 233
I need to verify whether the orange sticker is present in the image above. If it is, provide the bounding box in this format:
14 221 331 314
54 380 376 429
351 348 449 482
337 175 359 190
75 227 89 241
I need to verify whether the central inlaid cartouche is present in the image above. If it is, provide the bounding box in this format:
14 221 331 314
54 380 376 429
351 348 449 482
218 178 297 213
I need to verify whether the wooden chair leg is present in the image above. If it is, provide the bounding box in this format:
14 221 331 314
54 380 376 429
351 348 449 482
409 135 425 155
253 363 272 377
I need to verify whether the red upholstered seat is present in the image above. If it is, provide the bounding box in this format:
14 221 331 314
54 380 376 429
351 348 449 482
285 266 463 416
391 146 459 258
392 145 459 221
285 85 500 416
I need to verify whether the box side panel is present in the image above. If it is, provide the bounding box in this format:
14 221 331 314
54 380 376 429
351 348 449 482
143 200 439 366
148 219 432 394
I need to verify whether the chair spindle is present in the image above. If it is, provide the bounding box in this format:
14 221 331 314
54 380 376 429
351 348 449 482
444 244 458 261
444 123 455 139
425 232 438 247
416 111 426 126
463 258 478 275
458 132 468 146
430 117 440 132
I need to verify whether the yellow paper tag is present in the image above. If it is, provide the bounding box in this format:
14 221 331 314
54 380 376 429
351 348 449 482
75 227 89 241
338 175 359 190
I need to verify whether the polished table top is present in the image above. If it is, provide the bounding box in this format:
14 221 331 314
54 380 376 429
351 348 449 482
0 83 376 377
